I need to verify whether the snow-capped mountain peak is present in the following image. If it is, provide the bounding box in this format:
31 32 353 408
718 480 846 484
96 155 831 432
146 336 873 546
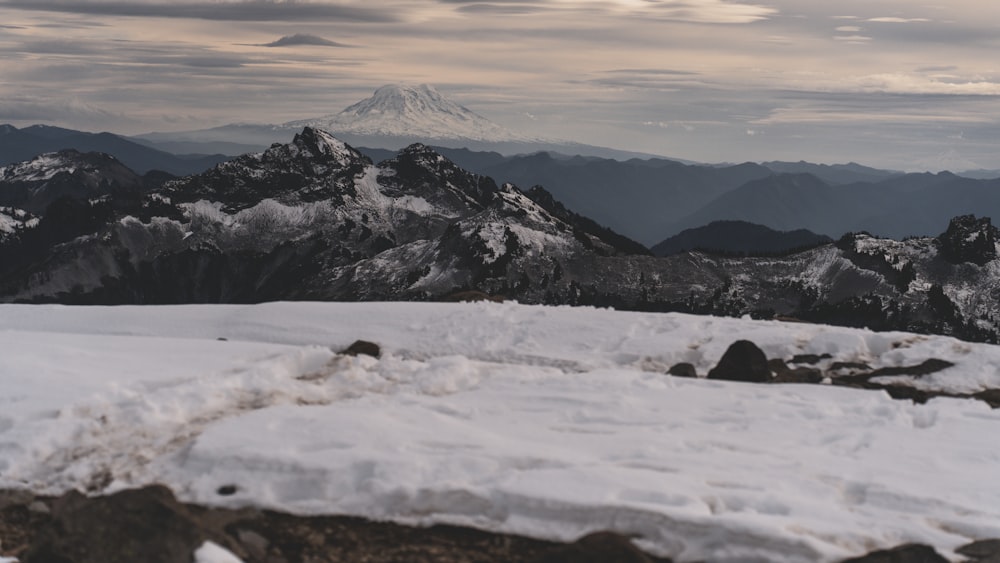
284 84 536 143
349 84 460 118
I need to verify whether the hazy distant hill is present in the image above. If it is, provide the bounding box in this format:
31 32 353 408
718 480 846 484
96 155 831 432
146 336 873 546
470 153 772 245
332 145 1000 246
665 171 1000 240
0 124 228 175
760 161 901 185
134 84 671 162
651 220 832 257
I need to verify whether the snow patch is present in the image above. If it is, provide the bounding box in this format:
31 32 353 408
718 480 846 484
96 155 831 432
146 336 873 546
1 302 999 562
194 541 245 563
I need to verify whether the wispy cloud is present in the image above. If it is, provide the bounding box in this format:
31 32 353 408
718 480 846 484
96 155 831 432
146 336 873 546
624 0 777 24
867 17 931 23
0 1 399 22
0 96 124 123
834 34 872 43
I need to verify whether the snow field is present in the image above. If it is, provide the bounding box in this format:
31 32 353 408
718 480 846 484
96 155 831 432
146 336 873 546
1 301 999 562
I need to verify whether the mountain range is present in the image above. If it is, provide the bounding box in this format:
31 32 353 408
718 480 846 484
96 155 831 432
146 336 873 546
6 118 1000 247
1 127 999 344
393 149 1000 245
132 84 667 160
0 124 228 176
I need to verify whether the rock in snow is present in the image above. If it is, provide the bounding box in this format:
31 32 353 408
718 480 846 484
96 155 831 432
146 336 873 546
706 340 772 382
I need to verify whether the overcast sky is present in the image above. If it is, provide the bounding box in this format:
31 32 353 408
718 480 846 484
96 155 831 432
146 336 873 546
2 0 999 170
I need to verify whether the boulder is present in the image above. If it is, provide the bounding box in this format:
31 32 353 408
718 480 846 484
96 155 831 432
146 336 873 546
707 340 772 383
667 362 697 378
342 340 381 358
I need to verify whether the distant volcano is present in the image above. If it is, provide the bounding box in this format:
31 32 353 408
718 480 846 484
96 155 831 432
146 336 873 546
284 84 538 143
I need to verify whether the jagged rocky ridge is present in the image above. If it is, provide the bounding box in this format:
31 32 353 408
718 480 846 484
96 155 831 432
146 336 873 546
1 128 999 343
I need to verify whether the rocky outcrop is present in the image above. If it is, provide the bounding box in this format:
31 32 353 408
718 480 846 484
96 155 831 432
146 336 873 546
2 486 667 563
936 214 999 266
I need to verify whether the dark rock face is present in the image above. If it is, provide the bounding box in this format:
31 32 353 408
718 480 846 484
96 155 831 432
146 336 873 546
524 185 651 256
768 358 790 376
707 340 772 383
956 538 1000 561
343 340 381 358
5 486 670 563
667 362 697 378
840 544 949 563
937 214 999 266
532 532 658 563
166 127 370 211
22 485 225 563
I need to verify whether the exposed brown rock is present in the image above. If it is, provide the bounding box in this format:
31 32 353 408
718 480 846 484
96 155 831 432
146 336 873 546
768 358 790 376
772 367 824 384
0 486 668 563
21 485 238 563
867 359 954 377
956 538 1000 561
342 339 381 358
829 361 872 373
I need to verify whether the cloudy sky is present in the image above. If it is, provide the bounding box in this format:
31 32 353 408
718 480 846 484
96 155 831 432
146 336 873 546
2 0 999 170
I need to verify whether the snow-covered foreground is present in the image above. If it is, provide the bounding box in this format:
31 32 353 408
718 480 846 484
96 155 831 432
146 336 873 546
1 302 999 562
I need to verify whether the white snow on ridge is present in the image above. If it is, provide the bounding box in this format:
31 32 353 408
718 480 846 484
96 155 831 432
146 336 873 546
0 302 999 562
1 153 77 182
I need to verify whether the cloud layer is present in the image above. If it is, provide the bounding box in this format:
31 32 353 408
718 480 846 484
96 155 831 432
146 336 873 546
1 0 999 170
